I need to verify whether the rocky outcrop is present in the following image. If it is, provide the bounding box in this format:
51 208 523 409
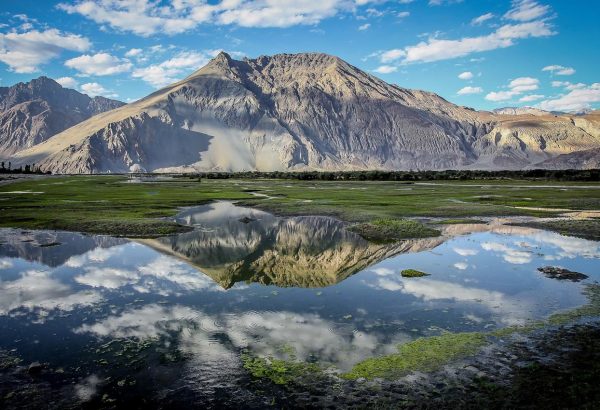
10 54 600 173
0 77 124 156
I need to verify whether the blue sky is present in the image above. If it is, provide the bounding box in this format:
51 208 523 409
0 0 598 112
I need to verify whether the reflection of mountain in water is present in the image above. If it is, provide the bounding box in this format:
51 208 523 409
0 229 126 267
142 202 444 288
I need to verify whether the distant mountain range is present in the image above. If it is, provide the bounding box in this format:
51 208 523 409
0 77 124 157
3 52 600 173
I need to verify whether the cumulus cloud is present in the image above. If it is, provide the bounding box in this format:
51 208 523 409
58 0 380 36
519 94 544 102
538 83 600 112
358 23 370 31
80 82 116 98
55 76 79 88
373 0 553 67
458 71 474 80
132 51 212 88
65 52 132 76
457 86 483 95
373 65 397 74
542 64 575 76
485 77 539 102
0 28 90 73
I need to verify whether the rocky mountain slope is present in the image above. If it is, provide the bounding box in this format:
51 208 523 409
492 107 552 116
10 53 600 172
0 77 124 156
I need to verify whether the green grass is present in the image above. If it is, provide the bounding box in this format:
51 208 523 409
401 269 430 278
349 218 441 242
241 353 323 385
343 332 488 380
1 176 600 237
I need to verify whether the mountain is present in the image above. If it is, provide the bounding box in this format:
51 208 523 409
0 77 124 156
10 53 600 173
492 107 553 116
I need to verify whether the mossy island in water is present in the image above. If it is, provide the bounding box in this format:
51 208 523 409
401 269 430 278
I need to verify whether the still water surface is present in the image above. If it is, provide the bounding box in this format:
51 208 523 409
0 202 598 406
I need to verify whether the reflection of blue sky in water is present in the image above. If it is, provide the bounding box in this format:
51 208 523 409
0 213 600 398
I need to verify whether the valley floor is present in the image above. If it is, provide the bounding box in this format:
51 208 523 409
1 174 600 239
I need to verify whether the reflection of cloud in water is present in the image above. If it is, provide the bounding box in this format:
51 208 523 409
74 374 102 402
73 250 223 295
66 246 125 268
526 231 600 260
454 262 468 270
453 247 478 257
0 270 102 315
75 305 404 371
75 267 139 289
481 242 532 264
0 259 13 269
369 275 530 325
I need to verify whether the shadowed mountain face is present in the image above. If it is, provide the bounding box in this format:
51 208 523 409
140 202 443 288
0 77 124 157
11 53 600 172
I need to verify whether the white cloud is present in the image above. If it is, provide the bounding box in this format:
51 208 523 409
471 12 494 25
486 90 517 102
457 86 483 95
519 94 544 102
380 20 554 65
485 77 539 102
374 65 397 74
132 51 212 88
65 52 132 76
58 0 381 36
458 71 474 80
542 65 576 76
55 76 79 88
538 83 600 112
0 28 90 73
454 262 468 270
125 48 142 57
358 23 370 31
504 0 550 22
80 82 116 98
509 76 539 92
397 11 410 18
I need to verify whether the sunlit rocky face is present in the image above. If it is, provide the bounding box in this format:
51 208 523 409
0 203 599 404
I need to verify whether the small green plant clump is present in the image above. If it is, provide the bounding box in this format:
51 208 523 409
241 353 323 385
343 332 488 380
401 269 430 278
350 218 440 243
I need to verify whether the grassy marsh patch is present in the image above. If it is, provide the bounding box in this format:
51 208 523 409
343 332 488 380
349 218 440 243
401 269 430 278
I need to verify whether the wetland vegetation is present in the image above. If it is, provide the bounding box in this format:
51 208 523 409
1 175 600 408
